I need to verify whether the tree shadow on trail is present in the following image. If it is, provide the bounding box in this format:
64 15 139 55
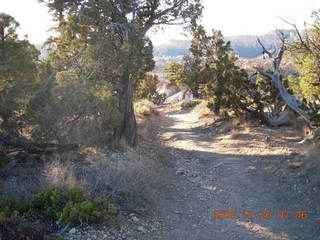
149 108 320 240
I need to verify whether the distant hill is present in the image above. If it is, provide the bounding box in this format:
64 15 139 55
153 30 297 59
35 30 297 60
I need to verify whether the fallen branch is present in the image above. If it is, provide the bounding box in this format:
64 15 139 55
0 134 80 154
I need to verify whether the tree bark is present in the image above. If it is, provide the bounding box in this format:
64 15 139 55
265 107 296 127
213 99 221 115
213 82 223 115
117 73 137 146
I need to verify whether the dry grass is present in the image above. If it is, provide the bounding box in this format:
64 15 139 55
136 116 153 142
134 99 158 116
0 143 170 215
0 99 170 217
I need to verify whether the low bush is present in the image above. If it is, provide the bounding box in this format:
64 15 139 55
151 93 167 105
135 73 166 105
0 187 118 239
134 100 156 116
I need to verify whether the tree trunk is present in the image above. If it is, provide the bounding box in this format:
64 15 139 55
265 107 296 127
213 76 224 115
213 88 223 115
192 86 200 99
213 99 221 115
117 73 137 146
256 40 311 127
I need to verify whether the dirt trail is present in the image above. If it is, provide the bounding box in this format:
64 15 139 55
142 103 319 240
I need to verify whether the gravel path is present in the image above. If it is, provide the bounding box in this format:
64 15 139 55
141 105 319 240
66 104 320 240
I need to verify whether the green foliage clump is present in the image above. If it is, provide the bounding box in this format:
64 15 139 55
166 24 260 118
181 100 201 110
0 187 118 237
27 187 117 225
164 56 203 98
0 13 40 133
28 71 121 146
288 11 320 127
295 54 320 102
135 73 166 105
134 100 155 116
60 197 117 225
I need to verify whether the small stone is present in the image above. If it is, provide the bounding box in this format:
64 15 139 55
137 226 146 233
69 228 76 234
132 216 139 222
176 167 186 175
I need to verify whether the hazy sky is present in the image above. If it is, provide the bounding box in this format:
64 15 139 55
1 0 320 45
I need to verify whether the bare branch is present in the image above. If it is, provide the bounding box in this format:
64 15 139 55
279 17 311 52
257 38 273 58
256 68 274 79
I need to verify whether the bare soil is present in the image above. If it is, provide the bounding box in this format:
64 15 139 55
134 102 320 240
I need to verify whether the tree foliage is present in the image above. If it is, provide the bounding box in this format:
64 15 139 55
288 10 320 126
38 0 202 146
165 24 260 117
135 73 166 104
0 13 40 131
165 55 203 97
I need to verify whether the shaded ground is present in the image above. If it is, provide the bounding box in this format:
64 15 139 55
63 102 320 240
137 102 320 240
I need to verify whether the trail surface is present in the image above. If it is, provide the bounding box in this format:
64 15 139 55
143 103 319 240
64 103 319 240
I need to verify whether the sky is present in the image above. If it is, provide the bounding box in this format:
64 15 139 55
1 0 320 45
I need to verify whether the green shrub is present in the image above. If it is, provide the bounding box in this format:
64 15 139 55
29 187 66 220
151 93 167 105
134 100 155 116
135 74 167 105
0 196 30 216
27 72 120 146
0 187 118 237
59 198 117 225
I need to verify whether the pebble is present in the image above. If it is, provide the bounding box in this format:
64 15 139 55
176 167 186 175
137 226 146 233
131 216 139 222
69 228 76 234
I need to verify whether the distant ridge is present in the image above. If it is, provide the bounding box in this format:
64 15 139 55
153 30 297 59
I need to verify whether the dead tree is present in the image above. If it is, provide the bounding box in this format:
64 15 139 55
256 34 320 142
256 37 310 125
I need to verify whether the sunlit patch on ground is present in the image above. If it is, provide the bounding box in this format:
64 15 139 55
236 221 290 240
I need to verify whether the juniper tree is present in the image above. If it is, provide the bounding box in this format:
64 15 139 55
40 0 203 146
0 13 39 128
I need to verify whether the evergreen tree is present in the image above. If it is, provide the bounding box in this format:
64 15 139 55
289 9 320 126
39 0 202 146
0 13 39 130
135 73 165 104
